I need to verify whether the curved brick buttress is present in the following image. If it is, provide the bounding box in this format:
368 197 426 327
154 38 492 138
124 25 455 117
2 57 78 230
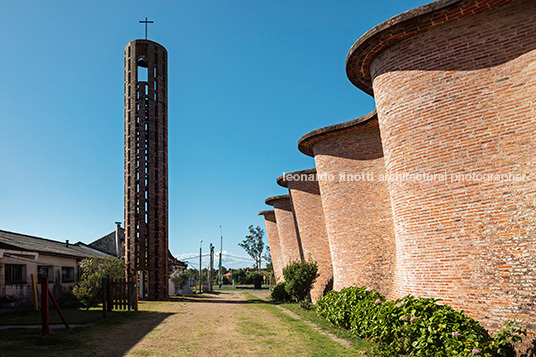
265 195 303 269
258 210 284 283
347 0 536 339
277 169 334 302
298 113 396 296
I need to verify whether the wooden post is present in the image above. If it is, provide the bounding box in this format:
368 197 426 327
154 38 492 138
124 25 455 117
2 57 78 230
48 289 70 329
107 276 112 312
134 281 139 311
41 276 50 336
31 274 38 311
102 276 107 319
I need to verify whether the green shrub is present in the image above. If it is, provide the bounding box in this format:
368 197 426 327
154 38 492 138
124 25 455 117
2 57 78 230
72 256 125 305
316 286 383 329
316 287 526 357
270 282 291 303
56 290 83 308
282 257 319 302
299 300 315 310
370 295 493 356
245 272 263 285
170 270 190 293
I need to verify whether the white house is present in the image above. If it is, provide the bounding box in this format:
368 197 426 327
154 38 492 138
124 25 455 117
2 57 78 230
0 229 109 306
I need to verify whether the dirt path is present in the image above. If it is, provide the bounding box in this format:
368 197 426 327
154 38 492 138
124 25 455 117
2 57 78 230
89 291 362 357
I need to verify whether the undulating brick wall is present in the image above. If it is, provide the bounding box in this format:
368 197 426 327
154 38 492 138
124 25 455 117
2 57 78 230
258 210 284 283
278 169 333 302
265 195 303 269
298 113 396 296
347 0 536 340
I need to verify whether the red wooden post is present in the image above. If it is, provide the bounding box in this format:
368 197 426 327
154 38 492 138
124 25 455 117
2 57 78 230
48 289 70 329
41 276 50 336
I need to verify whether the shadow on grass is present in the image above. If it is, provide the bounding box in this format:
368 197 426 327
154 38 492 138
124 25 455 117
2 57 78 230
171 295 271 305
0 309 173 357
165 291 272 306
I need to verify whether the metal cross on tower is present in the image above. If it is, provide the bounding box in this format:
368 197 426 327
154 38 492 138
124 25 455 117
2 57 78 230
139 17 154 40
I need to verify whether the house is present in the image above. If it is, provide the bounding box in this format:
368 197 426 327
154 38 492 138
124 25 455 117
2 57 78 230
0 229 109 305
85 224 188 296
85 222 124 258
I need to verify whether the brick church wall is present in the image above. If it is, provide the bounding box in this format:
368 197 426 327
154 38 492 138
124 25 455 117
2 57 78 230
278 169 333 302
347 0 536 338
298 113 396 296
258 210 284 282
265 195 303 269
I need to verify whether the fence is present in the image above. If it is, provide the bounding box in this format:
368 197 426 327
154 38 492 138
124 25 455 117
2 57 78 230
108 277 138 311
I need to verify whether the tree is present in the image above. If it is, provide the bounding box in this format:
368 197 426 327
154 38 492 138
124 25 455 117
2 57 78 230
170 270 190 294
282 257 319 302
72 256 125 305
262 245 272 268
239 225 264 271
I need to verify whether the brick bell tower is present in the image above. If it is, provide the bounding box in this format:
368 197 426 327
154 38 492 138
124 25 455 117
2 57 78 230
124 31 169 300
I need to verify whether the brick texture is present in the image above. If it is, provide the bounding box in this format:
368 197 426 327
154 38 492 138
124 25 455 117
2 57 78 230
258 210 284 283
265 195 303 269
298 114 396 296
278 169 334 302
124 40 169 300
355 0 536 339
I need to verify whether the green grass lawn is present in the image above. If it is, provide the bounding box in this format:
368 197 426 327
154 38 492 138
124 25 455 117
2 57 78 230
279 302 376 354
0 301 171 357
0 307 104 325
212 284 271 290
0 294 374 356
238 293 371 356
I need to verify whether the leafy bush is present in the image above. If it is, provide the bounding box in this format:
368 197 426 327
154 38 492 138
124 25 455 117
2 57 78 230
270 282 291 303
299 300 315 310
56 291 83 308
170 270 190 293
316 286 383 329
72 256 125 305
282 258 319 302
245 272 263 285
316 286 526 356
0 294 21 307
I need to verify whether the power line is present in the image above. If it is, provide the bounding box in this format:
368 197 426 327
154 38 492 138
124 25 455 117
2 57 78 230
222 253 255 261
178 253 211 261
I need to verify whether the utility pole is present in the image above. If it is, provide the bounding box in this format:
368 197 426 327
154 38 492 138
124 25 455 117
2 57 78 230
219 226 223 288
199 240 203 294
209 244 214 292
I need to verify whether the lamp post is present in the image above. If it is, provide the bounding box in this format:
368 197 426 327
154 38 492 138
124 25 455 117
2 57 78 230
199 240 203 293
219 226 223 288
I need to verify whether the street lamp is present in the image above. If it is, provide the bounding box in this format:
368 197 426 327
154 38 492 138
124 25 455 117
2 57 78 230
199 240 203 293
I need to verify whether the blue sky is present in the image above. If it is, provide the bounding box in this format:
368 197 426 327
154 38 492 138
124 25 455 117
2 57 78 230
0 0 427 268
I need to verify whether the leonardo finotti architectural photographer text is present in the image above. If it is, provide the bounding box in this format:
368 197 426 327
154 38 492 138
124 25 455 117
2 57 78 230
281 171 525 183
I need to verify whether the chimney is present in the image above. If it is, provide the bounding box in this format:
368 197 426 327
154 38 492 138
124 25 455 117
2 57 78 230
115 222 122 257
65 239 69 247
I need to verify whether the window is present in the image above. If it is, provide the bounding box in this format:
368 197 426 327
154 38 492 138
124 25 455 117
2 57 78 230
5 264 27 284
61 267 75 283
137 66 148 82
38 266 54 283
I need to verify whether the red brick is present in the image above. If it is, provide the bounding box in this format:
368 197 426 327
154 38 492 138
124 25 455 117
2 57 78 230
124 40 169 300
298 113 396 296
347 0 536 343
265 195 303 268
258 210 284 282
278 169 334 302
